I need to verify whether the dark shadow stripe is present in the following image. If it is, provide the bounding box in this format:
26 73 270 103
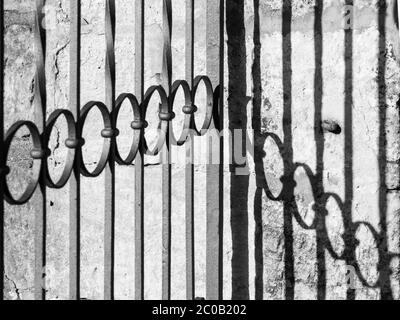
282 0 295 300
377 0 393 300
314 0 326 300
227 0 250 300
252 0 264 301
343 0 355 301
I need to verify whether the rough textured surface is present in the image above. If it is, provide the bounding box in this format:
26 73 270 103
227 0 400 300
3 0 400 300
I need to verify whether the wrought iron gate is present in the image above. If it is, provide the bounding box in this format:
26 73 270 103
0 0 224 300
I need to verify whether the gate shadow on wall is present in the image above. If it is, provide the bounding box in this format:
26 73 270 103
227 0 400 300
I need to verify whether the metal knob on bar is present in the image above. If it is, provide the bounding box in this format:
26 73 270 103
65 138 85 149
30 148 51 159
182 104 197 114
131 120 148 130
159 111 176 121
101 128 120 138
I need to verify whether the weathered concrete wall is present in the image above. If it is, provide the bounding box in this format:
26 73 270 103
3 0 400 300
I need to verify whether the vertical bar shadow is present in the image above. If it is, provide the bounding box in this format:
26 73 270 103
252 0 264 301
226 0 250 300
314 0 327 300
282 0 295 300
377 0 393 300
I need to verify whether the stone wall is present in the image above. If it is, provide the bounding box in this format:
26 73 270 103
229 0 400 300
3 0 400 300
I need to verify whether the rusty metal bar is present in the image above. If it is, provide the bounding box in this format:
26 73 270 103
69 0 81 300
0 0 4 301
185 0 195 301
34 0 47 300
104 0 116 300
135 0 145 301
205 0 223 300
162 0 172 301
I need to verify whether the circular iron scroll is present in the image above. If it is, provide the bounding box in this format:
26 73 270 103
141 85 169 156
44 109 77 189
79 101 112 178
3 121 42 205
192 75 214 136
2 75 218 204
113 93 141 165
169 80 192 146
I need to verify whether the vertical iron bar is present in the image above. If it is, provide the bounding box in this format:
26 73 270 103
205 0 223 300
0 0 4 301
135 0 145 300
185 0 195 301
34 0 47 300
69 0 81 300
161 0 172 301
218 0 225 301
344 0 355 300
104 0 116 300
